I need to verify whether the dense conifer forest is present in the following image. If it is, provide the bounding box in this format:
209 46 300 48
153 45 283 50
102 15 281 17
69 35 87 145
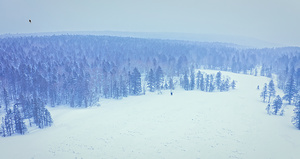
1 35 300 136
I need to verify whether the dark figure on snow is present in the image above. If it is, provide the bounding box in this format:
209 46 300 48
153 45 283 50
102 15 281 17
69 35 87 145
257 85 260 90
171 91 173 96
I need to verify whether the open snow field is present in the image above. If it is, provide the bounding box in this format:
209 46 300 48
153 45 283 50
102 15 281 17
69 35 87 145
1 70 300 159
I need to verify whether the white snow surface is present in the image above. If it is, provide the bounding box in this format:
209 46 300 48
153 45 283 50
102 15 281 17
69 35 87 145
1 70 300 159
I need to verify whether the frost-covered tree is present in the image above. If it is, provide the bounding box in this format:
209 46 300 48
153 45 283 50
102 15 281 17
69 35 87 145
183 72 189 91
14 104 27 135
268 80 276 103
231 80 236 89
209 74 215 92
216 71 222 90
266 104 271 115
205 74 209 92
3 87 10 113
292 99 300 130
131 67 142 95
168 78 174 90
147 69 155 92
155 66 164 91
196 71 201 90
190 71 195 90
272 95 282 115
260 83 268 103
283 75 298 105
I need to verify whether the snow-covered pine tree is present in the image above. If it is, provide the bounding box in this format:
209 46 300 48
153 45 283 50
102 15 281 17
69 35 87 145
1 117 6 137
33 98 53 129
292 98 300 130
200 73 205 91
4 109 14 136
224 79 230 91
283 74 298 105
196 71 201 90
209 74 215 92
231 80 236 89
14 105 27 135
205 74 209 92
190 70 195 90
266 103 271 115
131 67 142 95
216 71 222 91
268 80 276 103
168 78 174 90
147 69 155 92
183 72 189 91
260 83 268 103
155 66 164 91
3 87 10 113
272 95 283 115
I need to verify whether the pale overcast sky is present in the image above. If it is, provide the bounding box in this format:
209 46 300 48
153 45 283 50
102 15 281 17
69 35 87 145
0 0 299 46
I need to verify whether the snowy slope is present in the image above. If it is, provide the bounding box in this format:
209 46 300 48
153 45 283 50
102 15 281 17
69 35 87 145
1 71 300 159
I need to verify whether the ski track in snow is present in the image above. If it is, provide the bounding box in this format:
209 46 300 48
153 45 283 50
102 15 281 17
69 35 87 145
1 70 300 159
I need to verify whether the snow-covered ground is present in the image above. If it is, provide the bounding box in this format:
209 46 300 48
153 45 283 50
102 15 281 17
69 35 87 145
1 70 300 159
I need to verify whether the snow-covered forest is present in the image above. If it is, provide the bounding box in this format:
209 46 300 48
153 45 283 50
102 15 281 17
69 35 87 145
0 34 300 158
0 35 300 136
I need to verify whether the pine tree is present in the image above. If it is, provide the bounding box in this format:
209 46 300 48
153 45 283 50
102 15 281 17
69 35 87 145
200 73 205 91
272 95 282 115
292 99 300 130
14 105 27 135
131 67 142 95
268 80 276 103
4 109 14 136
3 87 10 113
147 69 155 92
168 77 174 90
155 66 164 91
231 80 236 89
205 74 209 92
260 83 268 103
209 74 215 92
190 71 195 90
1 117 6 137
196 71 201 90
266 104 271 115
183 72 189 90
224 79 230 91
283 75 298 105
216 71 222 91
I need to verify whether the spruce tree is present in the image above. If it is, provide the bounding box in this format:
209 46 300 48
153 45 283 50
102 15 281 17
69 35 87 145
292 99 300 130
231 80 236 89
268 80 276 103
3 87 10 113
200 73 205 91
283 75 298 105
205 74 209 92
196 71 201 90
132 67 142 95
209 74 215 92
266 104 271 115
168 78 174 90
155 66 164 91
147 69 155 92
272 95 282 115
183 72 189 90
190 71 195 90
216 71 222 91
260 83 268 103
